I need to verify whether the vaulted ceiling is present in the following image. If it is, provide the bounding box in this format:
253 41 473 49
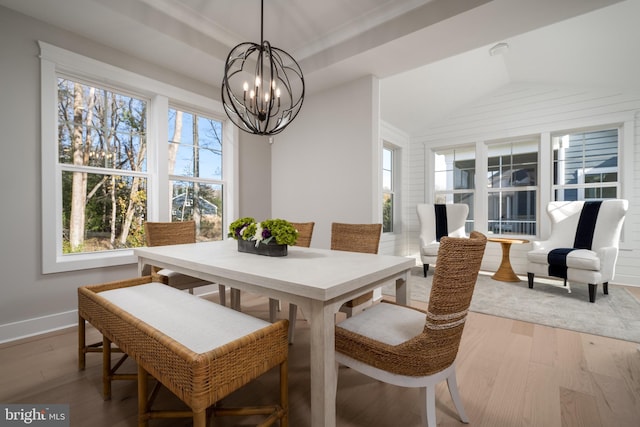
1 0 636 135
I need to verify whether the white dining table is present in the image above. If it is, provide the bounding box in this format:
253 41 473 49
134 239 415 427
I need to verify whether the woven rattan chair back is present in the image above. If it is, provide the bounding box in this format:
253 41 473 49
144 221 196 246
290 222 315 248
421 230 487 373
331 222 382 310
330 222 382 254
142 221 223 299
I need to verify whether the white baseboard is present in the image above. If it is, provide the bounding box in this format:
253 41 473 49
0 309 78 345
613 274 640 287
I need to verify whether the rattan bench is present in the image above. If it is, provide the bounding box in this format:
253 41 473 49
78 276 289 427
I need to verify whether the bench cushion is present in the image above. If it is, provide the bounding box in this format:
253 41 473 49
100 282 270 354
78 278 289 414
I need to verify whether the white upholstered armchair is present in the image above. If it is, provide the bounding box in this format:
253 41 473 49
417 203 469 277
526 199 628 302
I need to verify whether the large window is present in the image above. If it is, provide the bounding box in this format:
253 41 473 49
487 140 538 236
169 108 224 241
553 128 619 201
58 78 148 254
41 41 235 273
382 145 395 233
433 147 475 232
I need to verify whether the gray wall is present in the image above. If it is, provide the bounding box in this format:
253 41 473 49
271 76 380 249
0 7 271 342
238 133 272 220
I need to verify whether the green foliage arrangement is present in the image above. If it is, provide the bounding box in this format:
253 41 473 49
228 217 298 246
228 217 257 241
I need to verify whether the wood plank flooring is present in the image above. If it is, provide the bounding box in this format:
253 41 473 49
1 289 639 427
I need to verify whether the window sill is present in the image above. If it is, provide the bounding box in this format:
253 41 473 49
43 249 137 274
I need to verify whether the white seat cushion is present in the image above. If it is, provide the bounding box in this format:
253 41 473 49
527 248 551 265
337 302 425 346
100 282 270 354
420 242 440 257
566 249 600 271
527 248 600 271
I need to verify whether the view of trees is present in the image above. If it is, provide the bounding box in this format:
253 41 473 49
382 194 393 232
58 78 148 253
57 79 225 255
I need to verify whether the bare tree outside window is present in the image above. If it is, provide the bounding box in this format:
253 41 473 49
58 78 147 254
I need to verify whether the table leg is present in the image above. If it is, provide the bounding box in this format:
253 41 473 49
395 273 409 305
308 300 337 427
230 288 241 311
492 241 521 282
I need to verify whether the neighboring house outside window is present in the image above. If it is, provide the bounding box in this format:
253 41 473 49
40 42 234 273
487 140 538 236
552 128 619 201
428 119 630 243
433 146 475 233
168 108 224 241
382 145 394 233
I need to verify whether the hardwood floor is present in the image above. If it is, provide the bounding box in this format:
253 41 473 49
1 289 639 427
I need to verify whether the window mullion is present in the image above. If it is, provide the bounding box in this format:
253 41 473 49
148 95 169 221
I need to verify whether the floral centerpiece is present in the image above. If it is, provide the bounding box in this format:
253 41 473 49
228 217 298 256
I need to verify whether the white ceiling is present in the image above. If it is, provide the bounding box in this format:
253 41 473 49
383 0 640 134
1 0 636 135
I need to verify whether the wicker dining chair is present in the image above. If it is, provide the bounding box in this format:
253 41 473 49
144 221 227 304
335 231 487 427
269 222 315 343
332 222 383 316
290 221 315 248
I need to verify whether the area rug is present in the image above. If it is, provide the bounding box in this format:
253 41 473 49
387 267 640 343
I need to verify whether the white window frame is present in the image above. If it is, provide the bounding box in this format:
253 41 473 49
40 41 237 273
382 143 397 233
426 114 633 244
551 126 621 202
486 139 539 237
432 145 476 232
167 105 226 229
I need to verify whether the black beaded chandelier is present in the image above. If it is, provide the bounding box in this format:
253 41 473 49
221 0 305 136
